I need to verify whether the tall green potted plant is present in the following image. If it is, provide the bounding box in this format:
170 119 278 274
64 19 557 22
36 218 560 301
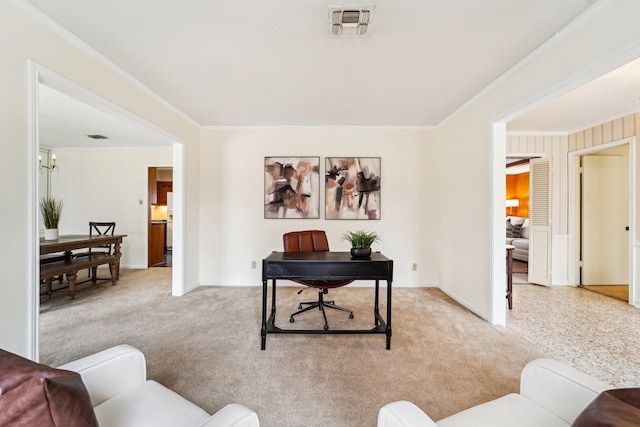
40 197 64 240
342 230 381 259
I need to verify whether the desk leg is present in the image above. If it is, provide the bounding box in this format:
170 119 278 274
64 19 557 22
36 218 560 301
261 279 267 350
271 279 277 316
386 280 392 350
374 279 380 326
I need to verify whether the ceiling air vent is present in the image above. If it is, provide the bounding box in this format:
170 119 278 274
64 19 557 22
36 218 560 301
87 134 108 140
329 6 375 37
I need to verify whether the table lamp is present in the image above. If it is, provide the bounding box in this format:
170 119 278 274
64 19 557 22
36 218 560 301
506 199 519 215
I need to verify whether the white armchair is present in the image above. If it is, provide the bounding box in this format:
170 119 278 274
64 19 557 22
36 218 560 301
59 344 259 427
378 358 610 427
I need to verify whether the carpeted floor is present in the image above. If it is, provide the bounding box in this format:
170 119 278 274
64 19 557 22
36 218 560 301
40 268 546 427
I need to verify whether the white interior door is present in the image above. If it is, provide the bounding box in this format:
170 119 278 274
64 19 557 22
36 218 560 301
529 158 551 285
581 155 629 285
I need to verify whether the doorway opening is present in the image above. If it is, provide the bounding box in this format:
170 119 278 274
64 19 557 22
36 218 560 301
149 167 173 268
570 139 634 303
495 53 640 325
31 64 187 359
506 158 531 281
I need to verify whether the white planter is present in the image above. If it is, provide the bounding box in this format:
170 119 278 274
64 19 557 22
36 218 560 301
44 228 59 240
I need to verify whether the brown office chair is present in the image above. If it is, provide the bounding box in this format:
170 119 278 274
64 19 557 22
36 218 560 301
283 230 354 330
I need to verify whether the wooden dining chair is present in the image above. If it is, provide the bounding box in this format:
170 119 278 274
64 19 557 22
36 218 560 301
74 221 116 280
283 230 354 330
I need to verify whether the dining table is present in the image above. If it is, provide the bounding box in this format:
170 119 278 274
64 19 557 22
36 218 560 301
40 234 126 299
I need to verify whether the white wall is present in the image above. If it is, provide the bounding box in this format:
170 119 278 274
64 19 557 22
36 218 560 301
50 148 173 268
199 128 438 287
432 120 496 317
0 0 200 357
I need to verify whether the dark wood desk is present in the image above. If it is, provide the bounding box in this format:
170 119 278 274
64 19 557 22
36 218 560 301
261 251 394 350
40 235 126 299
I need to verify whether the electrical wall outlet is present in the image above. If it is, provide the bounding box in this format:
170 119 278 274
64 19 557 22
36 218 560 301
251 260 257 269
412 263 418 271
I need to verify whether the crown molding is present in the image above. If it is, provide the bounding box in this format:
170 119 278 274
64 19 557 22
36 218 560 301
200 125 437 131
506 131 569 136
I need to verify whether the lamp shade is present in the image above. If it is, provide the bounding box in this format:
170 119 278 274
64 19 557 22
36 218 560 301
506 199 520 208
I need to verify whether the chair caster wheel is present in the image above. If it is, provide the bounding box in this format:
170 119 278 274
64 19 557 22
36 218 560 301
349 313 354 319
290 317 295 323
323 325 329 331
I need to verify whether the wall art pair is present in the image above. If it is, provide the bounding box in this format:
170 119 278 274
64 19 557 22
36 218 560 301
264 157 381 220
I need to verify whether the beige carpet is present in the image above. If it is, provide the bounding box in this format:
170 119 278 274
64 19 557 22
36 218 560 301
40 268 545 427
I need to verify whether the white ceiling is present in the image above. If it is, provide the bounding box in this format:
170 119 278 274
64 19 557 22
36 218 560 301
39 85 173 148
27 0 640 148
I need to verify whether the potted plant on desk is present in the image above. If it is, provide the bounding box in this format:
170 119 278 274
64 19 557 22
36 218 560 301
40 197 64 240
343 230 380 259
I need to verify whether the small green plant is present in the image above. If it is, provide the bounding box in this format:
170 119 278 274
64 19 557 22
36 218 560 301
342 230 381 248
40 197 64 229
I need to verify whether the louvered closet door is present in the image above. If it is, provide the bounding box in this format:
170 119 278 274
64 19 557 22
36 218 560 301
529 158 551 286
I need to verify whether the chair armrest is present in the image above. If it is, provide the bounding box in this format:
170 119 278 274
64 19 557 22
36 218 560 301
520 358 610 424
198 403 260 427
378 401 438 427
58 344 147 407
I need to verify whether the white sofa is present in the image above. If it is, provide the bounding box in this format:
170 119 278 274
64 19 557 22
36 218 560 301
378 358 610 427
59 344 259 427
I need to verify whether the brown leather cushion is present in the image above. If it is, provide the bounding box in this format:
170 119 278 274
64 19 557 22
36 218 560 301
283 230 330 252
573 388 640 427
0 349 98 427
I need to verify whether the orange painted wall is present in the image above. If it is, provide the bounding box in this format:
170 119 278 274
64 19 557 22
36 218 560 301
506 172 529 217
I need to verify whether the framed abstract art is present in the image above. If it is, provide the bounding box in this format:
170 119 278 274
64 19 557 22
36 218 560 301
264 157 320 219
325 157 381 220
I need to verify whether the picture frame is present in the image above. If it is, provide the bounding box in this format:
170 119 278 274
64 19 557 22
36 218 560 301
264 156 320 219
325 157 381 220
